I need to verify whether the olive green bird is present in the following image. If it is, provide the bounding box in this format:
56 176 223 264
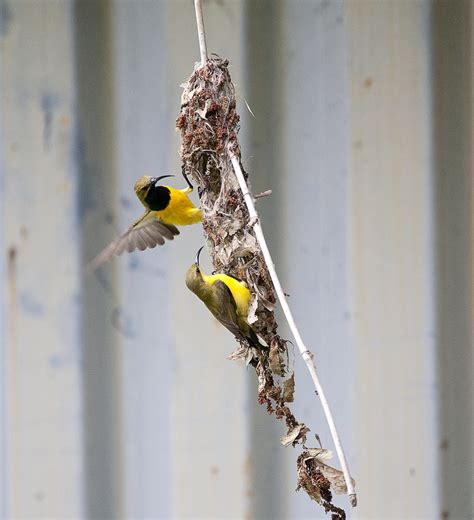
185 247 264 347
88 173 202 271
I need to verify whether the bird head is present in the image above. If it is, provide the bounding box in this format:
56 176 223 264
185 246 205 293
134 175 174 206
134 176 152 206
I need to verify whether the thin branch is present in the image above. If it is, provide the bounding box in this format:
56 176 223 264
229 153 357 507
194 0 208 65
254 189 272 200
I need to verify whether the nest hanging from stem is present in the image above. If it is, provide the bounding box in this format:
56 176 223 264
176 56 350 518
177 56 304 436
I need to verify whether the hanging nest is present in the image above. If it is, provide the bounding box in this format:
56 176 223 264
176 55 349 515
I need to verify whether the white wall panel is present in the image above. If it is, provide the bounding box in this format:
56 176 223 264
74 1 125 517
112 2 174 517
283 1 354 517
348 1 438 518
0 1 83 517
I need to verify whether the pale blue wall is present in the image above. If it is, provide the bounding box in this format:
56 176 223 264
0 0 472 519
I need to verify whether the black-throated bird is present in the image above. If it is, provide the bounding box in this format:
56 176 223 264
185 247 263 347
88 174 202 271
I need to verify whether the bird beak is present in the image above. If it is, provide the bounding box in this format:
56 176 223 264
195 246 204 266
153 174 174 186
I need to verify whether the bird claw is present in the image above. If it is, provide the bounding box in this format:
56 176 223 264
181 165 194 191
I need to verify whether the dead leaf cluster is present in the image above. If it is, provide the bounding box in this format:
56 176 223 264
296 448 356 519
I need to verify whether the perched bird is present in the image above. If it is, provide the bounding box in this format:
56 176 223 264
185 247 263 347
88 174 202 271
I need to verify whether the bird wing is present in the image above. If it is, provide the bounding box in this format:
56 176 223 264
212 280 264 347
87 212 180 272
211 280 247 340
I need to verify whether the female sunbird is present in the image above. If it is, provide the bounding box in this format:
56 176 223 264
88 174 202 271
185 247 263 347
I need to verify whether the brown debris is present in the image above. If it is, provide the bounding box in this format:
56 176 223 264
283 373 295 403
296 448 349 520
269 340 285 376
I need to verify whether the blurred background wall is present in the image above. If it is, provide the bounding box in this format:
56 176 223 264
0 0 472 518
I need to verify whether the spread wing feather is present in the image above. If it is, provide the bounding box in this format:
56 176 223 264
87 213 179 272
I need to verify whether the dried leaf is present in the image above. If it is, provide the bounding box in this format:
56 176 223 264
216 225 228 239
227 346 247 361
301 448 356 496
245 347 258 366
269 341 284 376
256 363 267 393
180 84 201 105
228 217 243 236
281 423 310 447
247 296 259 324
296 449 348 519
304 448 332 461
231 234 257 256
283 374 295 402
196 99 211 119
258 291 276 312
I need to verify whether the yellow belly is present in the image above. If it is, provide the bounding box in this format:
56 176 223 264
156 187 202 226
204 273 251 318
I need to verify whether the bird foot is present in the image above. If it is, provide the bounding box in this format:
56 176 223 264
181 166 194 191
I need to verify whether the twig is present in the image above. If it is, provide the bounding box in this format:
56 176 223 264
229 153 357 507
254 189 272 200
194 0 208 65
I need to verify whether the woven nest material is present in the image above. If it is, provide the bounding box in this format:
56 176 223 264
176 56 350 516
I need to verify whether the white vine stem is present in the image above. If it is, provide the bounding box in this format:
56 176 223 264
230 155 357 507
192 0 356 507
194 0 208 65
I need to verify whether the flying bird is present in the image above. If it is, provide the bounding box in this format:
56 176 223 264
88 173 201 271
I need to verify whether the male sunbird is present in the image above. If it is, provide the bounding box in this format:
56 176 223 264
186 247 263 347
88 174 202 271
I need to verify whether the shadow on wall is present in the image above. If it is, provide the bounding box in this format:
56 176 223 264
431 1 473 519
74 2 124 518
